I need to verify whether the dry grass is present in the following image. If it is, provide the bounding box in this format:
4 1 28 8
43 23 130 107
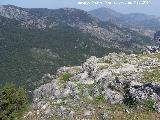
142 67 160 83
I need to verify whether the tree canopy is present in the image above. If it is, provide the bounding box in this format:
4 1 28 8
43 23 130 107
0 84 28 120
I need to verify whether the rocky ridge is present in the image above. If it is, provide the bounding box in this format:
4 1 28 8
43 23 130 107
0 5 96 29
0 5 153 51
24 52 160 120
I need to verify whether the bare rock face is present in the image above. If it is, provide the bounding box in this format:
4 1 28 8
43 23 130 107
82 56 98 77
130 83 160 101
154 103 160 112
146 46 159 53
104 89 124 104
0 5 29 20
25 52 160 119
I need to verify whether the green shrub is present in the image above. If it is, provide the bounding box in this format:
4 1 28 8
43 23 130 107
0 84 28 120
95 95 106 103
123 82 138 107
142 99 155 111
60 72 72 82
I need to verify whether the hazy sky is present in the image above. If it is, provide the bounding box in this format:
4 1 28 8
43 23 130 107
0 0 159 16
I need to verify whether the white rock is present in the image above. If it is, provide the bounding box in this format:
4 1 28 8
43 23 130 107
84 110 92 116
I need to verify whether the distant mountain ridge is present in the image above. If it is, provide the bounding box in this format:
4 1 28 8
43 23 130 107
0 5 97 29
89 7 160 32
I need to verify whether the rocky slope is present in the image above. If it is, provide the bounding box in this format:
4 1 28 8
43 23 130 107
24 52 160 120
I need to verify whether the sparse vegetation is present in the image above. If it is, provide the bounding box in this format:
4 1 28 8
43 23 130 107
104 59 112 64
123 82 138 107
95 95 106 104
141 53 160 60
142 99 155 111
111 63 122 68
97 63 109 70
142 68 160 82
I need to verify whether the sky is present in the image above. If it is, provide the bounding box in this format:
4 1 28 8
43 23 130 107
0 0 159 16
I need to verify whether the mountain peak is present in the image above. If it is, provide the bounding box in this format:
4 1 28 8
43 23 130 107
89 7 122 16
1 4 24 10
91 7 120 13
89 7 160 31
89 7 122 22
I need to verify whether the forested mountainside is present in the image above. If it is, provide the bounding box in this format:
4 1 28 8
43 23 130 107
0 5 154 90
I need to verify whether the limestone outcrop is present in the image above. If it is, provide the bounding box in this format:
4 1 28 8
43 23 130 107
24 52 160 120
